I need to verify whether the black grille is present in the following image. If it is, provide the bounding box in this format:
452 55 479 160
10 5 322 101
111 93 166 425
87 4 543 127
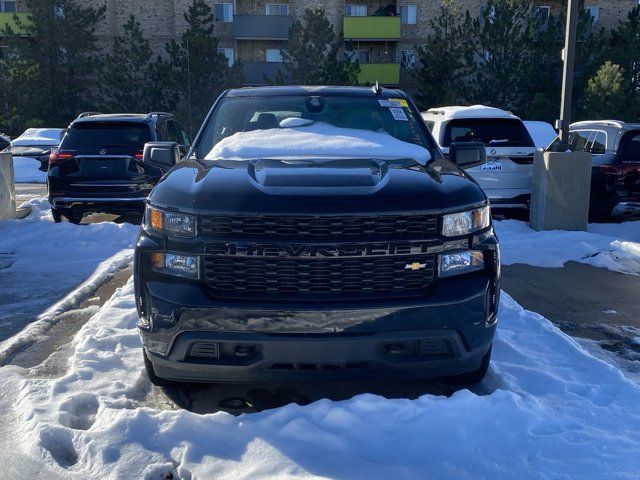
203 255 436 301
200 214 438 239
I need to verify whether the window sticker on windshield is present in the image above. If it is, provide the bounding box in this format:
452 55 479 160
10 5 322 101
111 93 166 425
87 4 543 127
378 99 401 107
390 98 409 107
389 107 408 121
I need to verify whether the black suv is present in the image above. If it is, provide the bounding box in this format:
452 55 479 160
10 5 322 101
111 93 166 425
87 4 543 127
134 86 500 386
47 112 190 223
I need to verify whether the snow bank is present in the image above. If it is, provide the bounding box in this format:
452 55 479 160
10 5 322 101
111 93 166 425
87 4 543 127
206 122 431 164
524 121 557 149
1 282 639 479
0 197 137 343
12 156 47 183
495 219 640 275
11 128 64 147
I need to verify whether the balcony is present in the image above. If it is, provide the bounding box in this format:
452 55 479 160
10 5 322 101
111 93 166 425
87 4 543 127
343 16 400 41
233 15 291 40
0 12 31 35
242 61 290 85
357 63 400 85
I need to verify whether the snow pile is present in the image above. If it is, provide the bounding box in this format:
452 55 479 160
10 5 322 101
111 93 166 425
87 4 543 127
523 121 557 149
1 283 640 478
206 122 431 164
0 197 137 343
11 128 64 147
495 219 640 275
12 156 47 183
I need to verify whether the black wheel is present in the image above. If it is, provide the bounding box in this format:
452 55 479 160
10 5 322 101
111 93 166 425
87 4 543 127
143 349 181 388
445 346 492 386
51 208 63 223
65 210 84 224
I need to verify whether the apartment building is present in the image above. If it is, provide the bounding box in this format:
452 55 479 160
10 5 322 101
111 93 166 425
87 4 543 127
1 0 637 87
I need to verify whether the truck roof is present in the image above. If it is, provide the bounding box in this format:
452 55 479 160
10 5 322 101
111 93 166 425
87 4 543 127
423 105 520 121
225 85 408 99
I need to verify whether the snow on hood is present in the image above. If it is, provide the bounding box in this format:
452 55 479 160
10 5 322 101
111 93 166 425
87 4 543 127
524 121 557 149
11 128 64 147
205 122 431 165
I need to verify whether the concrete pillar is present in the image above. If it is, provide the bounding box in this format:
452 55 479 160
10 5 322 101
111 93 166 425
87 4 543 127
0 152 16 221
529 151 592 231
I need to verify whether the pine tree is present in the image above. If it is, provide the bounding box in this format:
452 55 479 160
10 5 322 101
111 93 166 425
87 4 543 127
412 0 475 110
607 7 640 117
101 15 155 113
282 8 359 85
469 0 537 114
2 0 106 128
158 0 243 134
584 61 626 119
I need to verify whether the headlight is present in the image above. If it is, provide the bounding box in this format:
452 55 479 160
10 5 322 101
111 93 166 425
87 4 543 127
441 206 490 237
439 250 484 277
146 205 197 237
151 252 200 279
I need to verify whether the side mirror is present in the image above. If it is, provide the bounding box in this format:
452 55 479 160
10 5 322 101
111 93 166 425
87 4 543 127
142 142 180 169
449 141 487 169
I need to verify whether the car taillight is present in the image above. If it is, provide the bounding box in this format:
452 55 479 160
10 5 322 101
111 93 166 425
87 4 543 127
134 153 143 159
49 151 74 166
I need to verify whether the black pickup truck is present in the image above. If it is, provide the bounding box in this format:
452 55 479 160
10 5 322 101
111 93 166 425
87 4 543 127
134 86 500 387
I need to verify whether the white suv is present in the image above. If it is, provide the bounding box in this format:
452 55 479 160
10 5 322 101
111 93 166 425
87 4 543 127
423 106 536 209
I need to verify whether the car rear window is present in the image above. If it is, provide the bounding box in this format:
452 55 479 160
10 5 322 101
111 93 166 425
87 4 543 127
443 118 534 148
618 131 640 164
61 122 152 151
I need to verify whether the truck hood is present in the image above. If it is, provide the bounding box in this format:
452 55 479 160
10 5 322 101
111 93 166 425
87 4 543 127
149 157 487 215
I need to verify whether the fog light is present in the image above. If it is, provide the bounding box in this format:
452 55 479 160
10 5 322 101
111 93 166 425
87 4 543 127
151 253 200 279
439 250 484 277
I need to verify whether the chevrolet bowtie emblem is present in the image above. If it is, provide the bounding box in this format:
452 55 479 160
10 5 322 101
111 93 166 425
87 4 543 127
405 262 427 271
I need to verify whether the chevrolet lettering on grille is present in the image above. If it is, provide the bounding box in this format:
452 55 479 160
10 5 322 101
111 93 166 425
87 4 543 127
205 241 467 258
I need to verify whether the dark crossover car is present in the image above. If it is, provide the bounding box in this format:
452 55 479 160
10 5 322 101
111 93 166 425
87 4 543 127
47 112 190 223
549 120 640 219
134 86 500 387
7 128 65 171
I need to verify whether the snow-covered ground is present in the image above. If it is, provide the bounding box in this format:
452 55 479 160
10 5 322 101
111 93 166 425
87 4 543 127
1 281 640 478
1 201 639 478
12 156 47 183
496 219 640 275
0 198 137 343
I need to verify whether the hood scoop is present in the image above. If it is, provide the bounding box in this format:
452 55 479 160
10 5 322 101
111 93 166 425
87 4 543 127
251 158 386 188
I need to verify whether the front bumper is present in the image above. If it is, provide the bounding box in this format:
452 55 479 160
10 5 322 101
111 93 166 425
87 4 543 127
135 228 500 383
49 196 148 213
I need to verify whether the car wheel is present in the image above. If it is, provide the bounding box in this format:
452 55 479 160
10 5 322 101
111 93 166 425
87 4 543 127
51 208 63 223
65 210 84 225
143 349 181 388
444 346 492 386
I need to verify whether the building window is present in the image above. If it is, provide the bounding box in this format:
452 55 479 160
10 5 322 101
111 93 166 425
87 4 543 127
585 6 600 24
266 48 283 63
398 49 416 69
345 4 367 17
400 5 417 25
218 47 234 67
266 4 289 16
535 6 550 22
0 1 17 12
214 3 233 22
346 50 369 64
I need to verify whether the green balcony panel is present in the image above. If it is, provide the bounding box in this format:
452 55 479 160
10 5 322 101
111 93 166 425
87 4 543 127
0 13 31 35
343 16 400 41
357 63 400 85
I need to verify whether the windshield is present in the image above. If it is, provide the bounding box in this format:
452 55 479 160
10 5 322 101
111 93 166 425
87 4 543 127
61 122 152 152
443 118 534 148
196 95 432 158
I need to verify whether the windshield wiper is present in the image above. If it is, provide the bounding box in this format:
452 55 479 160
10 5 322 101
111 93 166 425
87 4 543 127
488 139 510 144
